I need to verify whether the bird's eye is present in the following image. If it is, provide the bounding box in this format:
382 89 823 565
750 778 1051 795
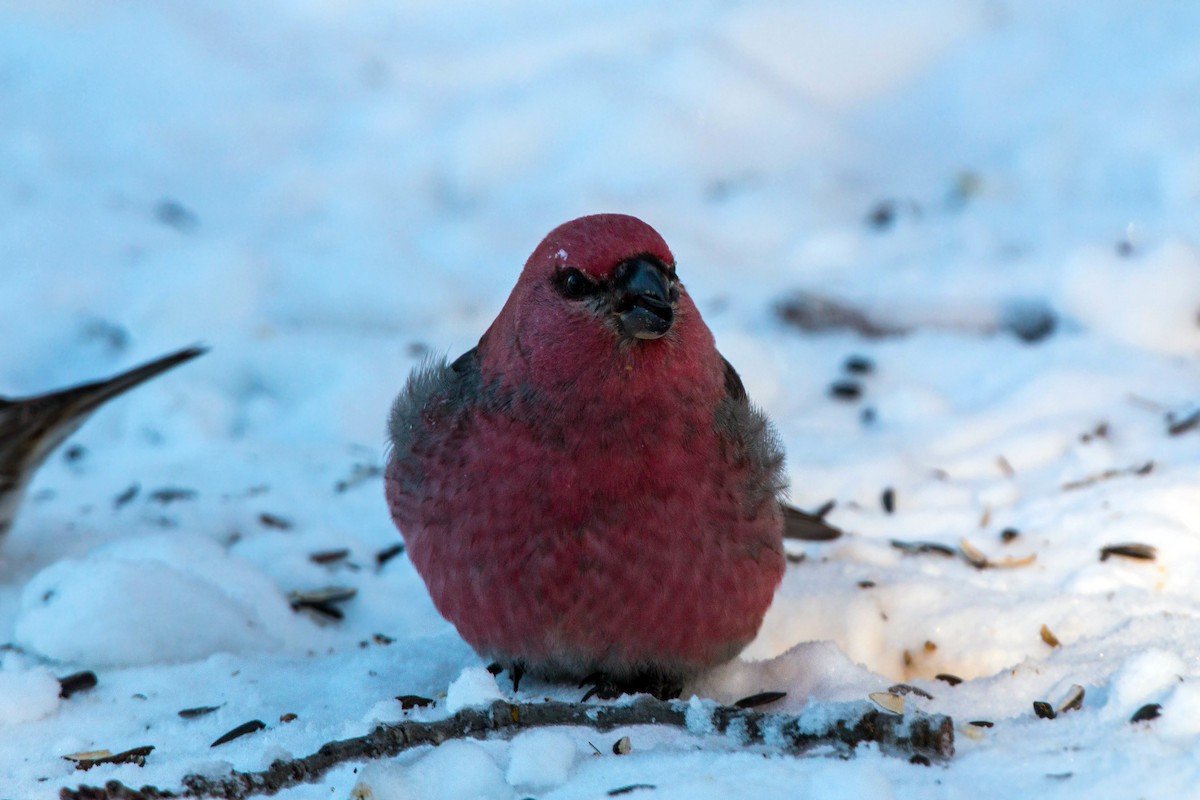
558 268 596 300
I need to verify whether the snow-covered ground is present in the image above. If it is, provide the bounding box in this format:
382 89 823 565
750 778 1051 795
3 1 1200 797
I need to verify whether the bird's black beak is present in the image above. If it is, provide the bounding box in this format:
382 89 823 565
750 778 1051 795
612 257 676 340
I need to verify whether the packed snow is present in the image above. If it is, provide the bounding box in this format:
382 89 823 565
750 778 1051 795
2 1 1200 797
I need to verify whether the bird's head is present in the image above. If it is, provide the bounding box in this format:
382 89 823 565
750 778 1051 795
480 214 716 399
525 214 681 342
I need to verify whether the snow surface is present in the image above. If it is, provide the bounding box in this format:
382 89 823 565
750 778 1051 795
2 0 1200 797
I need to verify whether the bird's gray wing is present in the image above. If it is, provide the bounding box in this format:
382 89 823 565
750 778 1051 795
717 356 842 540
387 346 481 459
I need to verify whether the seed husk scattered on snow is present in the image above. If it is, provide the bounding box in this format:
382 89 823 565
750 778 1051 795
376 542 406 567
259 512 293 530
1000 527 1020 544
149 487 196 504
280 713 298 723
608 785 656 797
288 586 358 620
1099 543 1157 562
734 691 787 709
63 746 154 771
612 735 632 755
58 670 98 698
113 483 139 509
857 580 876 589
869 692 905 715
1040 624 1061 648
881 487 895 514
969 720 994 728
1130 703 1162 723
211 720 266 747
334 462 383 493
891 539 957 557
309 548 351 565
1057 685 1085 714
888 684 934 700
785 552 806 565
1033 701 1056 720
996 455 1015 478
178 705 221 719
1166 409 1200 436
829 380 863 401
959 538 1037 569
935 674 963 686
1062 461 1155 491
843 355 874 374
397 695 434 710
959 539 989 569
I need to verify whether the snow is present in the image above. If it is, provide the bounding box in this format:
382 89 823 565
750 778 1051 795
2 0 1200 798
443 666 503 714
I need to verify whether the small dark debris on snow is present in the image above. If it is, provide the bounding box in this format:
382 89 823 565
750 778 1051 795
288 586 357 620
866 200 897 230
1062 461 1155 491
65 745 154 771
1166 409 1200 436
64 444 86 463
775 293 906 338
397 695 434 710
334 462 383 493
1000 301 1057 343
310 548 350 565
211 719 266 747
785 552 806 565
1100 543 1157 562
1131 703 1162 723
608 785 657 797
280 712 298 723
881 487 895 514
259 512 293 530
829 380 862 401
1033 701 1057 720
155 198 199 232
113 483 139 509
891 539 957 557
860 406 877 425
376 542 406 567
178 705 221 719
888 684 934 700
843 354 874 374
58 671 98 698
373 633 394 645
734 691 787 709
909 754 932 767
1046 772 1074 781
1079 421 1110 443
1000 527 1020 544
924 641 937 652
149 487 196 504
612 735 632 755
969 720 993 728
858 580 876 589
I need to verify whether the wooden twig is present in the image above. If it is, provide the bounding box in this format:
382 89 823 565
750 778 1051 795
62 698 954 800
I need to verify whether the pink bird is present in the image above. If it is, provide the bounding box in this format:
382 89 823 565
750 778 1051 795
386 214 829 699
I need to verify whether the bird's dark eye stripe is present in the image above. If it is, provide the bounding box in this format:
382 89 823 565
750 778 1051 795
556 268 598 300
